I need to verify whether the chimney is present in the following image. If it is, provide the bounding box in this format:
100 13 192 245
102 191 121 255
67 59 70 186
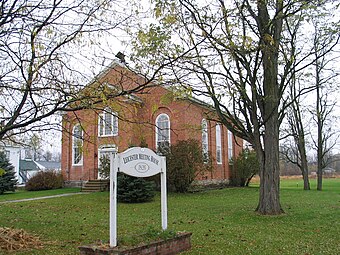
115 51 125 63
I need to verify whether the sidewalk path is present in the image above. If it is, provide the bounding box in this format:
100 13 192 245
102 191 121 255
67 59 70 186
0 192 88 204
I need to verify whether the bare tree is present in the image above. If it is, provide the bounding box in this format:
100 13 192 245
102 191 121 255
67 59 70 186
28 133 42 161
280 0 339 191
43 150 53 162
0 0 134 141
279 12 311 190
312 75 338 191
281 97 311 190
308 2 340 191
129 0 339 214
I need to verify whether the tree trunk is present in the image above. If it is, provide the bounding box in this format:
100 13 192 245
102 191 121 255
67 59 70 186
301 161 310 190
299 137 310 190
316 58 323 191
245 173 256 187
254 1 284 215
256 115 283 215
255 36 283 214
317 141 323 191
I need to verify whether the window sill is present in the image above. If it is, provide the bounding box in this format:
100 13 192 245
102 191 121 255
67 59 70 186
98 134 118 137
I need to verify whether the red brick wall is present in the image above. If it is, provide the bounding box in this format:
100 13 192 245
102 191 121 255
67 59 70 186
79 232 192 255
61 63 243 182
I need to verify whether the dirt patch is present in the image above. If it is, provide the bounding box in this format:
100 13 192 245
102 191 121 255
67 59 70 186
0 227 43 252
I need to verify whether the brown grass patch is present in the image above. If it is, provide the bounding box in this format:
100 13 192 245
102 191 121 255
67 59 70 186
0 227 43 252
250 175 340 185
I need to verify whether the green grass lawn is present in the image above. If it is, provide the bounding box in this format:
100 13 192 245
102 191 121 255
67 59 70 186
0 187 81 202
0 178 339 255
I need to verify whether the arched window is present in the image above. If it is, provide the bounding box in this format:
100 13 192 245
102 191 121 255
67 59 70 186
228 130 233 160
216 124 222 164
72 124 83 165
98 108 118 137
202 119 209 159
156 113 170 150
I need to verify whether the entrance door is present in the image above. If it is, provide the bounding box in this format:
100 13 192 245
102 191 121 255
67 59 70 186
98 145 117 179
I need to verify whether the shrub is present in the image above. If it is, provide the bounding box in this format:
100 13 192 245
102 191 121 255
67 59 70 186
161 139 212 193
0 151 17 194
117 173 155 203
25 171 64 191
98 154 110 179
230 149 259 187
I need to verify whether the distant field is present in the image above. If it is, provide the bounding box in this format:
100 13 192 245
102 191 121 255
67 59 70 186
0 178 339 254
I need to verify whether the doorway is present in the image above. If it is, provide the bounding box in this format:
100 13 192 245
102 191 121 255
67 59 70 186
98 144 117 179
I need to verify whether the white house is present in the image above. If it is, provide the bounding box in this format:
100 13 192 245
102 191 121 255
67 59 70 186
1 142 62 184
1 144 23 183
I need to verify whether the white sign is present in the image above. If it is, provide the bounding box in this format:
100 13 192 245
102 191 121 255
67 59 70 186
109 147 167 247
120 147 163 177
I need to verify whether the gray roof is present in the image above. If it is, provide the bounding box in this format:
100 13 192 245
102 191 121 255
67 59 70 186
19 159 40 171
35 161 61 170
19 160 61 171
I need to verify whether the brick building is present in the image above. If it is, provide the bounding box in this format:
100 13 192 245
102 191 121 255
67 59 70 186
61 60 243 185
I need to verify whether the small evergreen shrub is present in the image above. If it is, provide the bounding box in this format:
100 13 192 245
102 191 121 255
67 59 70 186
0 151 17 194
160 139 212 193
98 154 110 179
25 171 64 191
117 173 155 203
230 149 259 187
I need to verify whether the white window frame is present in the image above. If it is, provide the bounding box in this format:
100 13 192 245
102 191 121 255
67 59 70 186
5 150 10 160
228 130 233 161
72 124 83 166
97 144 117 179
216 124 222 164
98 108 118 137
155 113 170 150
202 119 209 159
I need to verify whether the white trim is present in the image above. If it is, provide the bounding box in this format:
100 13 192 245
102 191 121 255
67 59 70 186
98 108 118 137
202 119 209 163
202 119 209 156
216 124 222 164
155 113 170 150
97 144 117 179
72 124 83 166
228 130 233 161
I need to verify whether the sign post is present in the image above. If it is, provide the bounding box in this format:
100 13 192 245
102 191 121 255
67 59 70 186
99 147 118 247
110 150 118 247
160 158 167 230
109 147 167 247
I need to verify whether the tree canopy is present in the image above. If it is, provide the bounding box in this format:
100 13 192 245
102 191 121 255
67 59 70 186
129 0 339 214
0 0 134 141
